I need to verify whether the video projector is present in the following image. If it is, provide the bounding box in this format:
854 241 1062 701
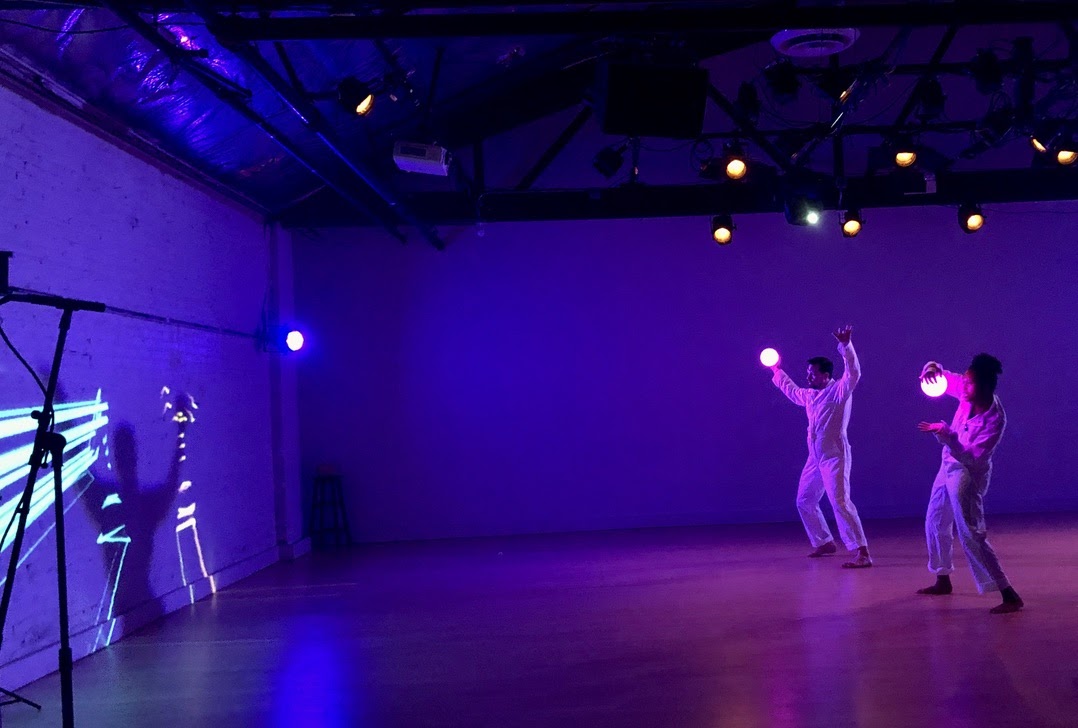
393 141 451 176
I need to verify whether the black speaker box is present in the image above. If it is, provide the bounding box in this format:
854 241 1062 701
595 62 708 139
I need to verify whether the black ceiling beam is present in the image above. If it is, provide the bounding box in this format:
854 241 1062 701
184 1 445 249
434 57 596 148
279 168 1078 226
5 0 706 8
483 169 1078 219
792 27 912 168
892 25 958 129
707 84 793 172
100 1 408 241
704 121 981 139
430 32 767 148
516 106 592 191
214 3 1078 41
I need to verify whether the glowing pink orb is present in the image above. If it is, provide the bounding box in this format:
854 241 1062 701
759 348 780 367
921 377 947 398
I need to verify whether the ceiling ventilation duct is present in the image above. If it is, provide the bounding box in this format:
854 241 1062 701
770 28 860 58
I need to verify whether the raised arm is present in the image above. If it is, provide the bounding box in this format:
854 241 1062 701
771 367 811 407
831 326 860 401
921 361 964 399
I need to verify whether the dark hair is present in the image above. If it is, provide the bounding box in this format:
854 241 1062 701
968 353 1003 395
808 356 834 376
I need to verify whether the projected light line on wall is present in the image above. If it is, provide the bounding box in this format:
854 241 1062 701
162 387 216 602
91 523 130 650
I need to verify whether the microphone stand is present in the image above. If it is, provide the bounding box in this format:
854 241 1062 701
0 285 105 728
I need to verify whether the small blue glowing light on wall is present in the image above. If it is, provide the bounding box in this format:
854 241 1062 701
285 330 305 352
259 323 307 354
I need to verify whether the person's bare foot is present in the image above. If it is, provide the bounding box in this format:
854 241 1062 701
990 587 1024 614
989 599 1024 614
842 553 873 569
808 542 837 558
917 576 953 595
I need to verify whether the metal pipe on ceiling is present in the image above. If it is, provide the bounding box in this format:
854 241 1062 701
278 168 1078 225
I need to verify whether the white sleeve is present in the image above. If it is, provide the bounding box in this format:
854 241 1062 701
772 368 810 406
832 341 860 401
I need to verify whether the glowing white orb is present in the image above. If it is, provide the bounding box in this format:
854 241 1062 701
921 376 947 398
760 348 780 367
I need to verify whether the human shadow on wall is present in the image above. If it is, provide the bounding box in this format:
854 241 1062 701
81 392 192 643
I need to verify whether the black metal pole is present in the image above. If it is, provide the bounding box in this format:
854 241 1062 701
0 313 69 637
0 304 81 726
49 310 76 728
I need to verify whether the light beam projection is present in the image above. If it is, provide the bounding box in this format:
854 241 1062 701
91 514 130 651
0 390 132 651
162 387 215 603
0 391 110 564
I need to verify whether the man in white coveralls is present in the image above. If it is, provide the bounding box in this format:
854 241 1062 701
917 354 1023 614
769 326 872 569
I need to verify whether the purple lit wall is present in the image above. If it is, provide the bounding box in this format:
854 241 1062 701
0 84 302 688
295 203 1078 543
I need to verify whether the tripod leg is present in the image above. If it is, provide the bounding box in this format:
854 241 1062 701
48 435 75 728
0 685 43 710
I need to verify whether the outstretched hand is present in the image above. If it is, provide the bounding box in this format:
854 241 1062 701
918 421 949 435
833 325 853 345
920 363 942 384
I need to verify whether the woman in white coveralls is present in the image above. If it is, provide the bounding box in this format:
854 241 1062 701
917 354 1023 614
769 326 872 569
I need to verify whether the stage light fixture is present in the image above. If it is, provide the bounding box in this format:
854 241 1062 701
1056 138 1077 165
260 324 307 354
711 214 735 244
815 66 857 104
784 195 821 226
841 209 863 238
723 141 748 180
1030 122 1052 153
338 76 375 116
893 136 917 168
958 203 984 233
285 330 305 352
763 59 800 104
593 145 625 178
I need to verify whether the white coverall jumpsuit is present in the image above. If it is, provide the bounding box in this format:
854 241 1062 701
924 367 1011 593
772 341 868 550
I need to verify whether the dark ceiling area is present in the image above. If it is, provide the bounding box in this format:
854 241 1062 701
3 2 1078 248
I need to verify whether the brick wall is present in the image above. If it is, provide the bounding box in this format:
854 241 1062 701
0 81 299 688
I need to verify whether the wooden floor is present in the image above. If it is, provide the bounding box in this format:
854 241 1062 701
4 515 1078 727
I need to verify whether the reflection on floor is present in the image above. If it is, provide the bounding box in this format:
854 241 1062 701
5 514 1078 727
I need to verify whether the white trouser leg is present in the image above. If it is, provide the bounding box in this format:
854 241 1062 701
796 455 833 547
820 451 867 550
948 471 1011 594
925 465 955 576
